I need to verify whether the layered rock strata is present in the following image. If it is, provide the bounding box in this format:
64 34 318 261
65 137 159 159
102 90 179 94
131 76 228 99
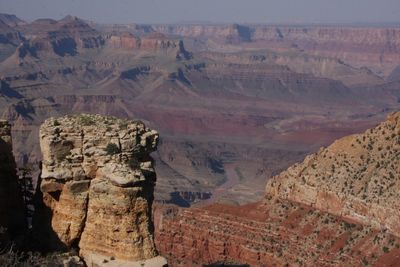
108 32 191 59
20 16 104 57
156 201 400 266
0 120 26 236
266 111 400 236
35 114 162 264
152 24 400 75
156 112 400 266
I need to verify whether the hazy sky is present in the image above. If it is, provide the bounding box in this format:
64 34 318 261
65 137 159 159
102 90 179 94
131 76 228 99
1 0 400 24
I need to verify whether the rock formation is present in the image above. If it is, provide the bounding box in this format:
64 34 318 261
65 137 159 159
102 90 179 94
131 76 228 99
151 24 400 75
155 112 400 266
0 120 26 236
19 16 104 57
34 114 166 265
0 13 26 27
1 13 400 208
0 19 23 46
156 200 400 266
108 23 400 74
266 111 400 235
108 32 192 59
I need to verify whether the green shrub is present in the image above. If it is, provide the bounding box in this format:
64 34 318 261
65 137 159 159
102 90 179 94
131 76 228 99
0 251 64 267
80 115 95 126
105 143 120 155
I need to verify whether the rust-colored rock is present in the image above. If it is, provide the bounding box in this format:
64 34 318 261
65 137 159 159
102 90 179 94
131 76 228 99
155 112 400 266
34 114 163 264
156 201 400 267
266 111 400 236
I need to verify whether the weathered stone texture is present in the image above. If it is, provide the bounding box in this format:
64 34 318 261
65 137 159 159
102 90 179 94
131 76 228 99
155 112 400 266
35 114 160 263
266 111 400 236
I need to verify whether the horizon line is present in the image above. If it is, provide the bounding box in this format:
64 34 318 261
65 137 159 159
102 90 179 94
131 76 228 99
2 12 400 28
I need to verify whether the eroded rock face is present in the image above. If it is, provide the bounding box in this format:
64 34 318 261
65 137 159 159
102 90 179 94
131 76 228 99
35 114 159 262
266 111 400 236
155 112 400 266
20 16 104 57
155 201 400 267
108 32 192 59
0 120 26 236
152 24 400 75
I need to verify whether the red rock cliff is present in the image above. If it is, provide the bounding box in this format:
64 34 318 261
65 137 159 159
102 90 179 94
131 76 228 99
155 112 400 266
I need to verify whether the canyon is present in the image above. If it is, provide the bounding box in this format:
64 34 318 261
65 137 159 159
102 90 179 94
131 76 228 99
109 23 400 76
155 112 400 266
0 12 399 266
1 14 399 207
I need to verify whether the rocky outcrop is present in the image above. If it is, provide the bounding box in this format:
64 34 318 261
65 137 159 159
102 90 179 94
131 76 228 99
20 16 104 57
108 32 192 59
108 33 140 50
156 200 400 267
0 120 26 236
266 111 400 236
0 13 26 27
0 19 23 45
155 112 400 266
152 24 252 44
34 114 165 265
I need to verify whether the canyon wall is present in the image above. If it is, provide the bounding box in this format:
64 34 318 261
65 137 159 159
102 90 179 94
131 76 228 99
266 111 400 236
103 22 400 75
108 32 191 59
0 120 26 236
254 26 400 76
152 24 400 75
156 112 400 266
1 14 399 208
0 20 22 45
34 114 166 265
18 16 104 57
156 200 400 266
